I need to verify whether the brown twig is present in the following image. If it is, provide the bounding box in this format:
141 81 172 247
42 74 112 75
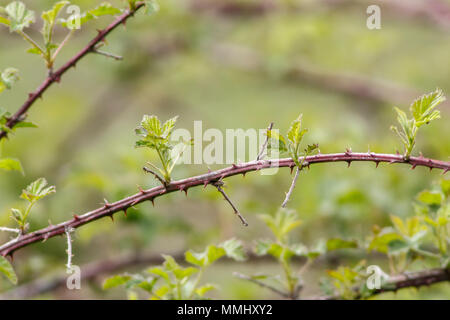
318 267 450 300
0 152 448 257
281 166 300 208
143 166 167 187
213 181 248 226
256 122 274 161
0 2 146 141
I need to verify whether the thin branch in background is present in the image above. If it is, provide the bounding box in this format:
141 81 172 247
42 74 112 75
0 152 448 257
233 272 290 299
213 181 248 226
281 166 300 208
0 2 146 141
256 122 274 161
64 227 75 272
92 45 124 61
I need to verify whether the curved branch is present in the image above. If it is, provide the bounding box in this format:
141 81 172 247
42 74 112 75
0 152 449 257
320 267 450 300
0 2 146 141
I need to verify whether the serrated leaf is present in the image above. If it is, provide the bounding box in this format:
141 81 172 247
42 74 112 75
103 274 132 289
41 1 69 47
221 238 246 261
147 266 170 282
0 256 17 284
368 230 403 254
185 245 226 267
0 158 24 174
162 255 198 280
20 177 56 202
4 1 35 32
287 114 307 147
259 208 302 243
410 88 445 127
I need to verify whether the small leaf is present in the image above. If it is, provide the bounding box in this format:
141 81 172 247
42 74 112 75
20 178 56 202
417 190 443 206
195 284 215 297
41 1 69 46
221 238 247 261
1 68 19 90
103 275 132 289
0 158 24 174
4 1 35 32
410 88 445 127
0 256 17 284
145 0 160 15
185 245 226 267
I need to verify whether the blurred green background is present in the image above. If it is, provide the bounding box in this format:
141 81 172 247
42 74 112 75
0 0 449 299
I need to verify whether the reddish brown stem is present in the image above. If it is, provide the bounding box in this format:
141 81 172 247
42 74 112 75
0 2 146 140
0 152 448 257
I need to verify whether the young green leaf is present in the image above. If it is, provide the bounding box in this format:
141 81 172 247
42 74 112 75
3 1 35 32
391 89 446 158
59 3 121 29
42 1 69 48
0 68 19 91
0 158 24 174
0 256 17 285
259 208 302 243
103 274 132 289
20 178 56 202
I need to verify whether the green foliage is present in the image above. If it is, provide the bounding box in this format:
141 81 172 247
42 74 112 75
267 114 318 167
391 89 445 158
0 158 24 174
0 68 19 93
0 1 35 32
10 178 56 232
243 209 325 298
104 239 246 299
58 2 121 29
0 256 17 285
135 115 190 183
325 260 367 300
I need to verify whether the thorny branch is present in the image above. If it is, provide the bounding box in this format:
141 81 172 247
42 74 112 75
0 152 449 258
320 267 450 300
0 2 146 141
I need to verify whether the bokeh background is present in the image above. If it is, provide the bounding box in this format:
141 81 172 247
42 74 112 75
0 0 449 299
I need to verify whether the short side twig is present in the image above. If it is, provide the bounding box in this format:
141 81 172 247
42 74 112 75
143 166 167 187
281 166 300 208
257 122 274 161
213 182 248 226
65 227 75 272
